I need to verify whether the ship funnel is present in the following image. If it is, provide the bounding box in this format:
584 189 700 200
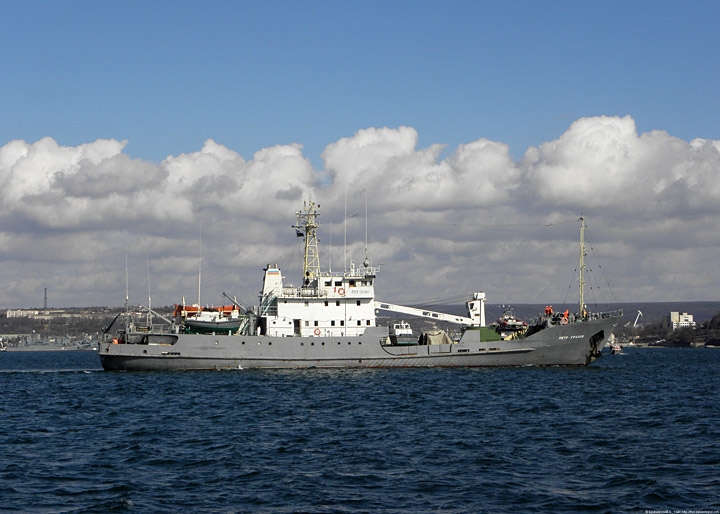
262 265 283 296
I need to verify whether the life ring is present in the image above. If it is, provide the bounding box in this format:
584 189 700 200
314 328 321 335
338 288 345 296
561 316 568 325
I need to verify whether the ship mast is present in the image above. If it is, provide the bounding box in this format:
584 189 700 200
578 216 587 316
295 199 320 286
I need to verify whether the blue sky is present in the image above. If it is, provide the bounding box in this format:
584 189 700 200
3 1 718 164
2 1 720 308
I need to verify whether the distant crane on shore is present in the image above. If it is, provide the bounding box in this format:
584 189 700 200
633 310 643 328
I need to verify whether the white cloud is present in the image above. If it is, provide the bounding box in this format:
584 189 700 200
321 126 518 210
520 115 720 217
2 116 720 308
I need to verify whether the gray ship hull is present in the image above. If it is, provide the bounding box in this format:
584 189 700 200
98 316 617 371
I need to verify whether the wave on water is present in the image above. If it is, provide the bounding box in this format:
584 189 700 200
0 348 719 513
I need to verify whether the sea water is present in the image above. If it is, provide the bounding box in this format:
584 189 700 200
1 348 718 514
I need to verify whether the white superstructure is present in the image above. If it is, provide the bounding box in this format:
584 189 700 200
257 200 379 337
259 260 378 337
256 200 486 338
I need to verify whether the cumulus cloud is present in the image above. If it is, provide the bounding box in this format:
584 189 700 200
2 116 720 307
521 115 720 216
161 139 318 222
321 126 518 210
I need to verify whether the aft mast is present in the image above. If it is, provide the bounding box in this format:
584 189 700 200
295 199 320 286
578 216 587 316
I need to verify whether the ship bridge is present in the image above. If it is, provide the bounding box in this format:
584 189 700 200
258 261 378 338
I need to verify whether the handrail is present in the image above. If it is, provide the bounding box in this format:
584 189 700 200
281 287 329 298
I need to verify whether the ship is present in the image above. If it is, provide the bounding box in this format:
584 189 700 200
98 201 622 370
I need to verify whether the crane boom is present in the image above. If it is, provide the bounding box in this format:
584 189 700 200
374 292 486 327
633 310 643 327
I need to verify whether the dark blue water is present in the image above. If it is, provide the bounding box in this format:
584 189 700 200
1 349 718 514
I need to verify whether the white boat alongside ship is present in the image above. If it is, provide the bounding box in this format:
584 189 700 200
98 201 621 370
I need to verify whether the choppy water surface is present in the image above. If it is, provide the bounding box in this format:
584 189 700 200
1 348 718 513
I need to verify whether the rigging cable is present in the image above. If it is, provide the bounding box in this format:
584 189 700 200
585 230 619 305
562 254 580 306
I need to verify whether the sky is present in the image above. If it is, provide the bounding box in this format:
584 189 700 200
1 0 719 309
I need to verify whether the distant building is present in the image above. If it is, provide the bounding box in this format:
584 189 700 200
6 309 77 320
6 309 40 319
669 312 696 330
